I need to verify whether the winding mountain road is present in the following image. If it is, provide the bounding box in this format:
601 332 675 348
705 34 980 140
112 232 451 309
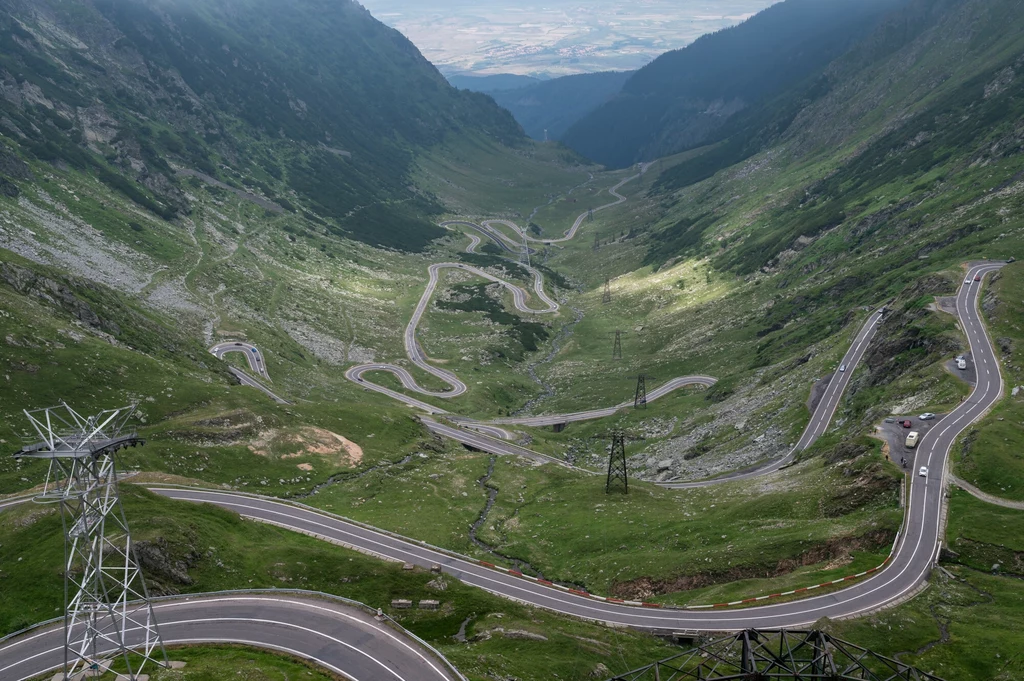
2 265 1006 678
661 306 886 489
345 168 728 441
159 263 1013 633
0 594 461 681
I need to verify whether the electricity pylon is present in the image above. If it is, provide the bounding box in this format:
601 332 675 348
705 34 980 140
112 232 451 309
16 403 167 680
593 430 645 493
603 277 612 304
519 234 531 268
634 374 648 408
611 330 623 360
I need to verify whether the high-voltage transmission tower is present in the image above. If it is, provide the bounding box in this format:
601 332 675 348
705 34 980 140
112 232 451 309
588 207 594 222
16 403 167 680
519 234 531 268
609 628 947 680
593 430 644 493
634 374 649 408
611 330 623 360
602 277 612 304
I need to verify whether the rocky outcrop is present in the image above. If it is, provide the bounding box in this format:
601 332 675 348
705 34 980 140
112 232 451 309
132 537 200 595
0 261 119 335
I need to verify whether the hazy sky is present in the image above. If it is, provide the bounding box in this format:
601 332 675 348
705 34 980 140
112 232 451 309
359 0 780 77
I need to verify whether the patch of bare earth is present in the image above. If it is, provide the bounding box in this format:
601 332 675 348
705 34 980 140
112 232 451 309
249 427 363 469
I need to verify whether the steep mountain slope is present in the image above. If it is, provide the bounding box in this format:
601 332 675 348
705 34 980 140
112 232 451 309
448 73 544 93
561 0 908 168
0 0 522 250
489 70 633 141
646 0 1024 277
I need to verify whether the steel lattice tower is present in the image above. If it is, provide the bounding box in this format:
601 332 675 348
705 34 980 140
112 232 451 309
608 628 947 680
519 235 531 268
16 403 167 680
603 431 629 493
603 277 612 304
634 374 647 409
612 330 623 360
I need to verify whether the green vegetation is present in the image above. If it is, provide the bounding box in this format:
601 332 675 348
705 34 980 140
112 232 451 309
97 647 340 681
953 265 1024 500
436 283 551 354
0 0 524 251
301 445 902 602
562 0 904 167
832 487 1024 681
2 487 679 681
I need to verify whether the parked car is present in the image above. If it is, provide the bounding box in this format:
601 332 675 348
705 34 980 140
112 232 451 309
905 431 920 448
919 413 936 420
902 420 912 428
956 357 967 370
919 466 929 477
884 418 896 424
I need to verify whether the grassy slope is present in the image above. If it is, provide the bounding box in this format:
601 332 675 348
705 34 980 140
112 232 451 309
2 487 678 681
953 265 1024 500
97 647 341 681
832 489 1024 681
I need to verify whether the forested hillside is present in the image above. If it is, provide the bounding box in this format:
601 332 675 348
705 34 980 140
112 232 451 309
0 0 523 250
562 0 907 168
488 71 632 141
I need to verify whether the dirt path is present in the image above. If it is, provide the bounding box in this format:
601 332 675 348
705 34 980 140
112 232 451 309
948 474 1024 510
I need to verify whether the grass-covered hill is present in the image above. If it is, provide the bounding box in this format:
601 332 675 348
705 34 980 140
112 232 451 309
0 0 523 250
561 0 907 168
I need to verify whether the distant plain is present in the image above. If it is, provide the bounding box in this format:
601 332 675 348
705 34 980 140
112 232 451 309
358 0 777 76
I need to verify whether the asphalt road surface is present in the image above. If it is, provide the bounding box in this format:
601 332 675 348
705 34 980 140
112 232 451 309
158 264 1009 634
2 264 1006 678
0 594 460 681
210 342 289 404
661 307 885 489
210 341 270 380
346 169 721 442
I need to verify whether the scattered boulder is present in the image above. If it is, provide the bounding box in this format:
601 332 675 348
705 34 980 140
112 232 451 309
501 629 548 642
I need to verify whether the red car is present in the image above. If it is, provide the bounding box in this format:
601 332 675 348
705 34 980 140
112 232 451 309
974 274 981 281
902 420 912 428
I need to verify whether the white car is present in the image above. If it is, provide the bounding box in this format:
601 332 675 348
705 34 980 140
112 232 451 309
965 277 973 284
839 364 846 372
919 413 936 420
957 357 967 370
919 466 929 477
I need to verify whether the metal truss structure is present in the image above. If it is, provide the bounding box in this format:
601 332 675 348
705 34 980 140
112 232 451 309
634 373 647 408
608 629 945 681
16 403 167 680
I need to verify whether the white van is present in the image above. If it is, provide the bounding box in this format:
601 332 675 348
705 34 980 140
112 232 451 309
905 431 920 448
